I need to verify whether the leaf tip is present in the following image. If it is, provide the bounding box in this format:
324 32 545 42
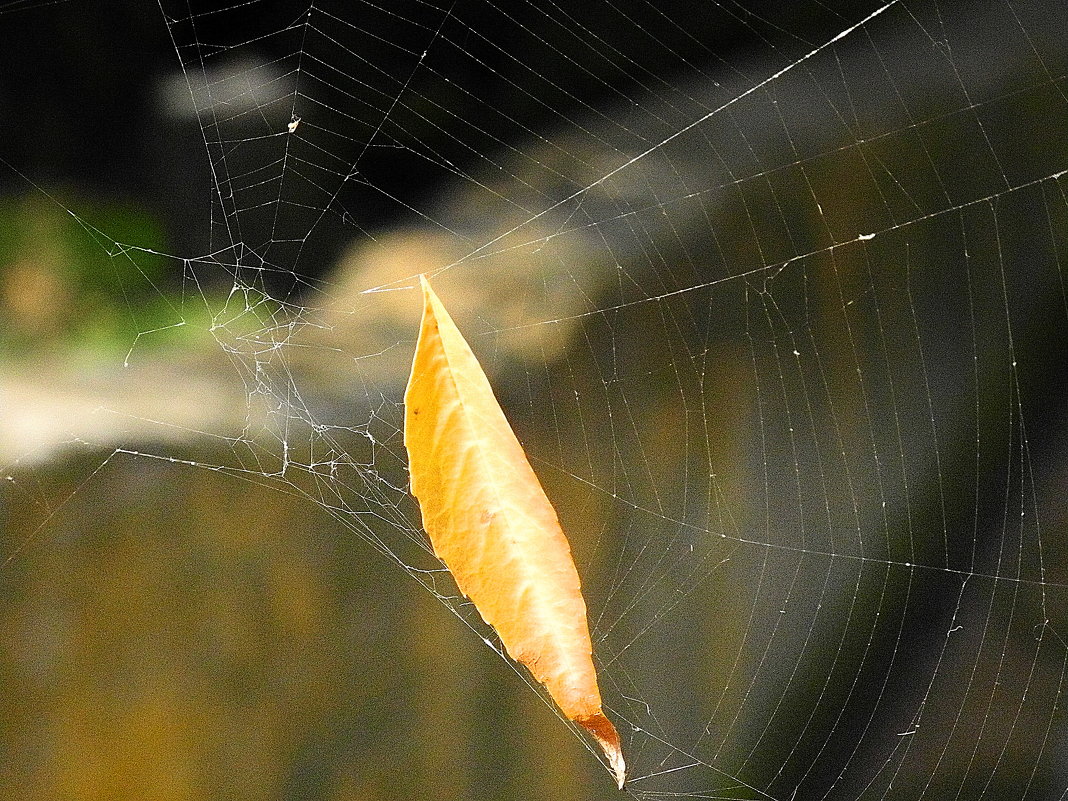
417 273 444 325
580 713 627 789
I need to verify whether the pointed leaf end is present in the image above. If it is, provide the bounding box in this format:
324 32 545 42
417 273 443 322
580 713 626 789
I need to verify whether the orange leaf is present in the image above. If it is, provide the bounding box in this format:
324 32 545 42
404 274 626 789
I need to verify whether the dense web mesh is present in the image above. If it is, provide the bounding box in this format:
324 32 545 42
2 1 1067 799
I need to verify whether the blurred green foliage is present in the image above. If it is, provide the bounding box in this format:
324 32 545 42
0 193 212 361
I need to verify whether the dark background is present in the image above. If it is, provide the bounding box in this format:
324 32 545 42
0 0 893 283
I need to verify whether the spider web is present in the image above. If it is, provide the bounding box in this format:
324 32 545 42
2 0 1067 799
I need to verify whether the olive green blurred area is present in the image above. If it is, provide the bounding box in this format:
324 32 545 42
1 2 1068 800
0 452 615 800
0 193 188 359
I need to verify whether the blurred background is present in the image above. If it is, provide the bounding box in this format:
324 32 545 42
0 1 1067 799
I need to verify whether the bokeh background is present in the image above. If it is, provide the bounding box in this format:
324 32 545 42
1 1 1067 799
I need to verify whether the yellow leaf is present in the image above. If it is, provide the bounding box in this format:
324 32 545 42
404 274 626 789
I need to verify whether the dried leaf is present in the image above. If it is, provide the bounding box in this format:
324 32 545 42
404 274 626 789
